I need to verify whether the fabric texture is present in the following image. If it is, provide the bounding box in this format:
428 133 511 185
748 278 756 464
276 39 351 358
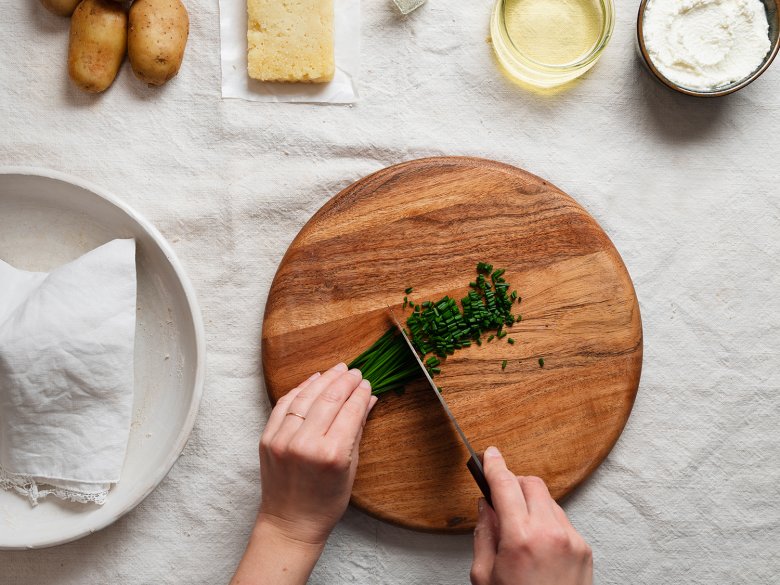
0 239 137 506
0 0 779 583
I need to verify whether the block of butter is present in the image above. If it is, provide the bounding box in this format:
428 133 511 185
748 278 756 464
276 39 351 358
247 0 335 83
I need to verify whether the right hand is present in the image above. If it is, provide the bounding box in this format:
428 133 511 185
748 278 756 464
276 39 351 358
470 446 593 585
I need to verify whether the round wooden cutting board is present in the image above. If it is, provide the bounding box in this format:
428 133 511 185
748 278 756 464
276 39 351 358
262 157 642 533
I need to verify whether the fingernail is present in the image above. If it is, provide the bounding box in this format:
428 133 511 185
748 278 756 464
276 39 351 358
348 368 363 379
485 446 500 458
333 362 348 372
369 395 378 410
477 498 485 513
359 378 371 390
307 372 321 382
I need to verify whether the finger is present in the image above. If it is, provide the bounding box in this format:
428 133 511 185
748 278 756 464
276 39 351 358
518 476 557 522
274 363 349 443
351 393 378 445
346 391 378 472
551 501 578 533
471 498 498 585
262 372 319 439
323 378 372 446
482 446 528 530
298 369 365 437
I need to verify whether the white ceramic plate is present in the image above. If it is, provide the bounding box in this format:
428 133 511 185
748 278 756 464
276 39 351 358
0 168 205 549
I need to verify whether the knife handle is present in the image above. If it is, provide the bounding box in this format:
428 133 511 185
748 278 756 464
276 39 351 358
467 457 493 509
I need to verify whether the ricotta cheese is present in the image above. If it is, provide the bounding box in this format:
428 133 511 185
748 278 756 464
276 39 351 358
643 0 771 91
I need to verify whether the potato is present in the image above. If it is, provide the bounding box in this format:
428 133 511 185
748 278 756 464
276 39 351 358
39 0 81 17
68 0 127 93
128 0 189 86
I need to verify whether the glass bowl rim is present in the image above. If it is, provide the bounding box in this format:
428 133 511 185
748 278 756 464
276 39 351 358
492 0 616 72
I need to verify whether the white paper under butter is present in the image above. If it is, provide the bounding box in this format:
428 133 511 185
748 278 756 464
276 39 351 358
220 0 360 103
0 239 137 506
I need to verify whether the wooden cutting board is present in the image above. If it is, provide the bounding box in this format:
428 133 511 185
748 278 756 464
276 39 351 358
262 157 642 533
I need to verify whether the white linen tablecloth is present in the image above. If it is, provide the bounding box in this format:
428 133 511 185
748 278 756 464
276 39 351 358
1 1 778 583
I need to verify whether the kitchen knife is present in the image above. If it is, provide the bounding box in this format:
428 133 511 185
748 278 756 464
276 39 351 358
388 307 493 508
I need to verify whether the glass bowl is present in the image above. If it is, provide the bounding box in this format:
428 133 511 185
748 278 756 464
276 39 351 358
491 0 615 88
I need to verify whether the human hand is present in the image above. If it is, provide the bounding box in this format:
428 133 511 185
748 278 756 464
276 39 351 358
258 362 377 547
470 446 593 585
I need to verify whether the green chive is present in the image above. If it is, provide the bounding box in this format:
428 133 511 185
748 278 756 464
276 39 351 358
538 357 544 368
501 359 507 370
508 338 515 345
351 263 521 396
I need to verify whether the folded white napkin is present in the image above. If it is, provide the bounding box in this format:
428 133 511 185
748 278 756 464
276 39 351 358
0 239 137 506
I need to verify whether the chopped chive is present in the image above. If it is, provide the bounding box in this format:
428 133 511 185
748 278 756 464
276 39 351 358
507 338 515 345
501 359 507 370
538 357 545 368
350 263 522 395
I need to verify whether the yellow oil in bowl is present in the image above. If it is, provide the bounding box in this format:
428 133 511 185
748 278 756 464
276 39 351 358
491 0 615 88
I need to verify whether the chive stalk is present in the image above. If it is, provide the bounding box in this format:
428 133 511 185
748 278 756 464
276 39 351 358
349 263 522 395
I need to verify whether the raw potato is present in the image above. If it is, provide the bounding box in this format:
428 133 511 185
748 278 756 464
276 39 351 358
128 0 189 86
68 0 127 93
39 0 81 17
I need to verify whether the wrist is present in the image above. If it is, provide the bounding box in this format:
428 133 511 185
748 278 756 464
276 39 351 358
255 512 331 550
230 515 327 585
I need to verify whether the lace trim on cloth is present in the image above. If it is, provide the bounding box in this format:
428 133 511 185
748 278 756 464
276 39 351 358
0 465 109 506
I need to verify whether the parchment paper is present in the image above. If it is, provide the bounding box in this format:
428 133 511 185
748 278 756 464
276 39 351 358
219 0 360 103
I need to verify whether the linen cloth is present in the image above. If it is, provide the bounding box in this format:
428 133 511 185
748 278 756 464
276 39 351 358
0 239 137 506
0 0 779 583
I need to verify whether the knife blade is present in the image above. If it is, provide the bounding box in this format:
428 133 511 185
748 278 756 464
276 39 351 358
387 306 492 508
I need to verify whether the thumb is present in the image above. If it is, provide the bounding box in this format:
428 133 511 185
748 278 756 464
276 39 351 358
471 499 498 585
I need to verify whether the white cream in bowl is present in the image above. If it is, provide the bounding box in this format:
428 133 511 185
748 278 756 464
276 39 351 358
643 0 771 90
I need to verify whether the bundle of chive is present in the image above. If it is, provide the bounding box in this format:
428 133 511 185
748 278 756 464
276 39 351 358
349 263 522 396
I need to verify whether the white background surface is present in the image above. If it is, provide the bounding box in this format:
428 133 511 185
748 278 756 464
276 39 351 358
1 0 779 583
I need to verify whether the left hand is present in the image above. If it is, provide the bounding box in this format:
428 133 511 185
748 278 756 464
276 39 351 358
258 362 377 546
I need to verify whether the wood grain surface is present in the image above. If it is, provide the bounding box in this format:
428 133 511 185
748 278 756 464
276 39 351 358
262 157 642 533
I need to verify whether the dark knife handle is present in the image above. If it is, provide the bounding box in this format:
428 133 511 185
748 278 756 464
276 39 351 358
467 457 493 509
